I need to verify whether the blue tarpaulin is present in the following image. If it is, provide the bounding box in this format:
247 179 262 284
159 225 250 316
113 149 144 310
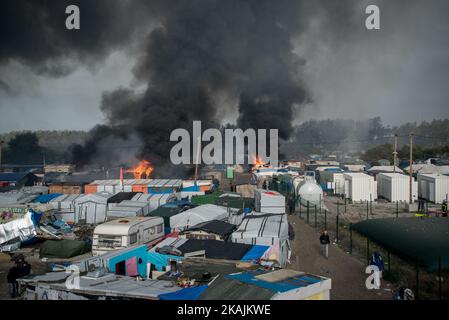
159 285 208 300
225 272 322 292
240 245 269 261
33 194 62 203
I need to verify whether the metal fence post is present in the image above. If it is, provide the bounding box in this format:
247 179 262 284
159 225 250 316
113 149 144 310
416 262 419 300
396 201 399 218
349 223 353 254
336 214 339 244
299 195 302 218
439 256 442 300
366 238 370 264
324 209 327 230
388 251 391 273
370 194 373 217
314 204 317 230
307 200 310 224
344 197 347 213
366 201 369 220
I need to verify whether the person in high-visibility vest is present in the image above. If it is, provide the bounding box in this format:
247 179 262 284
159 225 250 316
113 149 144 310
442 200 448 217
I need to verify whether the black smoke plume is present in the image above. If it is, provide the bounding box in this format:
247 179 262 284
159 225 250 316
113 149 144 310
2 0 335 175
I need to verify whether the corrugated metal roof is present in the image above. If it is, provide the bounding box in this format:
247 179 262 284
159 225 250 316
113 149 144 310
0 172 33 182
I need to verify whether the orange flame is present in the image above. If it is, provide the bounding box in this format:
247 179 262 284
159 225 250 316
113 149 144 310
253 155 265 166
126 160 154 179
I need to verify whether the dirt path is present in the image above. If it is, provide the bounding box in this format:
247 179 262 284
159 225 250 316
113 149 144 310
288 214 394 300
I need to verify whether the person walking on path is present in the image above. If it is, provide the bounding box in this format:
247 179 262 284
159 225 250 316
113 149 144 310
7 254 31 298
320 230 330 259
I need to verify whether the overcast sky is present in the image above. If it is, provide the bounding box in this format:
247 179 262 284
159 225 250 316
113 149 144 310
1 0 449 133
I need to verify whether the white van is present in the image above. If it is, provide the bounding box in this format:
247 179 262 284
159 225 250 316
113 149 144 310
92 216 164 256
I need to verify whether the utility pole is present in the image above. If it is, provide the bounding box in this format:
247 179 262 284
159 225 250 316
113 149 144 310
194 135 201 181
393 134 398 173
409 132 414 204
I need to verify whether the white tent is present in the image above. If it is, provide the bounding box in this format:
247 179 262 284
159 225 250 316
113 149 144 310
131 193 175 213
49 194 84 222
169 204 230 231
231 212 290 267
74 192 112 224
106 205 144 219
118 200 150 215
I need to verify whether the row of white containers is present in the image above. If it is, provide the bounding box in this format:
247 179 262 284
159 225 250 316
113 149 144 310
335 172 448 204
49 192 174 224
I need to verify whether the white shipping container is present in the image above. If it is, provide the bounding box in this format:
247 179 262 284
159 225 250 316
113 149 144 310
377 173 417 202
255 189 285 214
343 173 377 202
333 173 346 195
417 174 449 204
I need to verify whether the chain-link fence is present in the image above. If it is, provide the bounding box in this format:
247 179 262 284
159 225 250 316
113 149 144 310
292 193 448 300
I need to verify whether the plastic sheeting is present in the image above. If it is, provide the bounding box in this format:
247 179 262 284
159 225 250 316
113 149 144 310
0 209 40 245
240 245 270 261
33 194 62 204
158 285 208 300
169 204 231 231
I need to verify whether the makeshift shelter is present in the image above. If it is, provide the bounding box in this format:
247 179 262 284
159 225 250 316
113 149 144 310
106 205 144 219
177 239 252 260
191 191 223 205
49 194 84 223
32 193 62 204
147 206 184 229
132 193 175 213
0 172 39 188
48 182 85 194
116 200 150 215
169 204 232 231
231 213 290 267
0 209 41 247
39 239 91 259
233 173 257 198
74 192 112 224
107 192 138 206
180 220 237 241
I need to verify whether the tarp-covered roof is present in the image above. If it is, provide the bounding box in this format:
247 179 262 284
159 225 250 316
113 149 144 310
177 239 252 260
107 192 138 204
353 218 449 271
0 172 34 182
182 220 237 238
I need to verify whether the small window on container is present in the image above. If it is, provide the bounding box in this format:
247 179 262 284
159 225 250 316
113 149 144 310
129 232 138 244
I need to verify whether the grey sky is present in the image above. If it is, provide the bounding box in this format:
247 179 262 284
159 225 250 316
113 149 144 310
1 0 448 133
